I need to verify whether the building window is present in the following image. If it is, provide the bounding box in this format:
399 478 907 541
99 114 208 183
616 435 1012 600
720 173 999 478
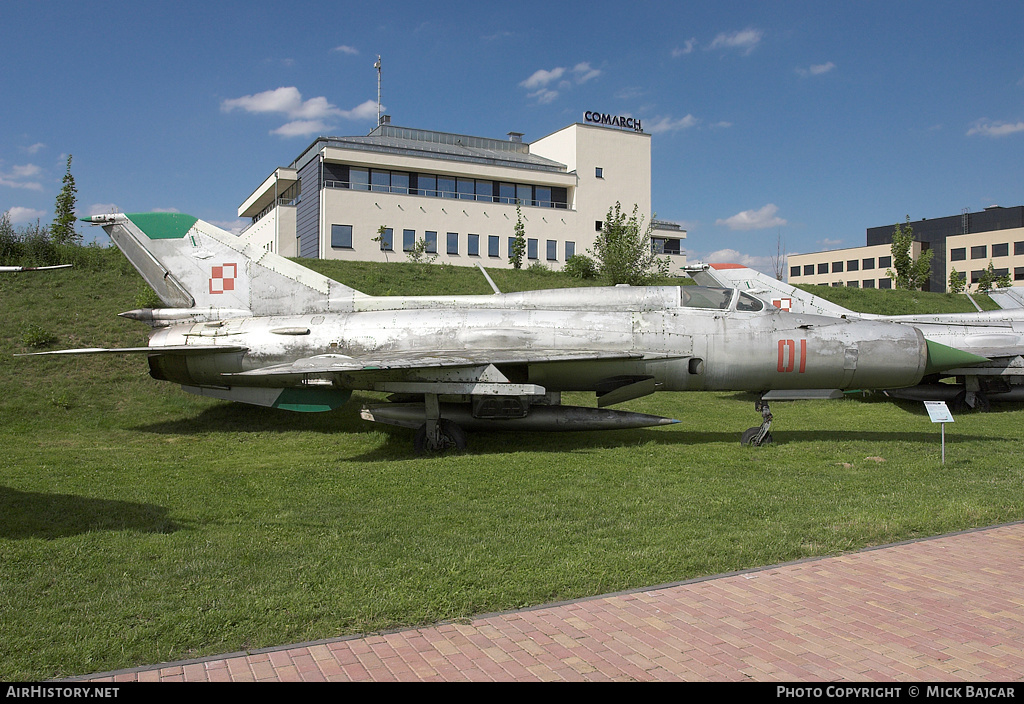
1015 241 1024 256
832 261 844 273
595 221 603 232
995 268 1009 279
791 265 801 278
468 234 480 256
488 235 500 258
391 171 410 194
950 247 966 261
847 281 859 288
425 231 437 254
498 182 516 204
527 238 538 260
971 245 987 259
331 224 353 249
546 240 557 261
371 170 391 193
447 232 459 255
1015 267 1024 281
847 260 859 272
818 263 828 274
403 229 416 252
879 278 892 289
418 174 438 198
651 238 682 255
595 167 603 178
862 258 875 270
379 227 393 251
993 243 1009 257
438 176 456 199
971 270 983 284
536 187 552 207
879 256 892 268
803 264 814 276
863 279 876 288
349 168 369 191
475 181 493 202
566 241 576 259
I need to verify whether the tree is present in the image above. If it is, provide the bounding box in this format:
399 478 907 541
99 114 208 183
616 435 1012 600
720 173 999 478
508 204 526 270
588 202 670 286
996 269 1012 289
51 155 80 246
948 267 966 294
885 216 932 290
770 230 787 281
977 261 995 294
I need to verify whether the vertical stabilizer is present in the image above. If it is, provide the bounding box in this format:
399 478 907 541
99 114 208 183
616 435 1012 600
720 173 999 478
684 262 853 316
83 213 367 315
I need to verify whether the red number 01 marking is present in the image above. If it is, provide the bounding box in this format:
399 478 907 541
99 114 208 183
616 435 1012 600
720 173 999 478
777 339 807 373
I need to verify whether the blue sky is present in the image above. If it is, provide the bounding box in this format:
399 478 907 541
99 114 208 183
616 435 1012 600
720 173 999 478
3 0 1023 271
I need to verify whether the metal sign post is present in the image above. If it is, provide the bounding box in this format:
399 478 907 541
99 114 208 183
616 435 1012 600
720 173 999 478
923 401 955 464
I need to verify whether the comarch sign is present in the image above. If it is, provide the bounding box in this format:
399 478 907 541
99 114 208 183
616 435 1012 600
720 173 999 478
584 111 644 133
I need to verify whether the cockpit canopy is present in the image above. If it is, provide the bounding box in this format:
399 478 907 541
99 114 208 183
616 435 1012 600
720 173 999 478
679 286 765 312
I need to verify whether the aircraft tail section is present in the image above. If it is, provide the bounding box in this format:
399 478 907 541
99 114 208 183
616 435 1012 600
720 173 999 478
82 213 367 315
684 262 853 317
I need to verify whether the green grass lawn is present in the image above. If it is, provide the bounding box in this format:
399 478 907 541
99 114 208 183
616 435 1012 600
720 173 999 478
2 258 1021 680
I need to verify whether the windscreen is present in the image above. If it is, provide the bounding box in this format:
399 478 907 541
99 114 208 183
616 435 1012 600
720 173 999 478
679 287 734 310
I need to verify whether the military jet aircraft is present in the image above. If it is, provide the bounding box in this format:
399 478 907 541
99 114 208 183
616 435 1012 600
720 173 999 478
684 262 1024 410
20 213 985 450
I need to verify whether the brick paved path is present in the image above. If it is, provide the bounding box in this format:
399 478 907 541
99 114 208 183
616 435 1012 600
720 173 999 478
80 522 1024 682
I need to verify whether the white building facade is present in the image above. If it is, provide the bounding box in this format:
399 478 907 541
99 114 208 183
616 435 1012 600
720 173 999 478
239 119 685 269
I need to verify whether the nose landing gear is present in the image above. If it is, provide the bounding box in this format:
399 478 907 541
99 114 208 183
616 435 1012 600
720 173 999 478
741 400 773 446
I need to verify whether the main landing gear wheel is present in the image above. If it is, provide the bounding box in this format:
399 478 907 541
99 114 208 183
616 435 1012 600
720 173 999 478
414 418 468 454
741 400 774 446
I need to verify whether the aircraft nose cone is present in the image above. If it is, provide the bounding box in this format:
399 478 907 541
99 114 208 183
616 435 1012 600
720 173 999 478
924 339 989 375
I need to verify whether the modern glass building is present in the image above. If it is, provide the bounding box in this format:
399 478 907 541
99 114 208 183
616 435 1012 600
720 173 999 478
238 118 686 270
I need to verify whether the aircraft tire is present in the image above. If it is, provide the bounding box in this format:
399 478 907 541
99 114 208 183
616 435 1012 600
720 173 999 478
414 418 468 454
741 427 773 446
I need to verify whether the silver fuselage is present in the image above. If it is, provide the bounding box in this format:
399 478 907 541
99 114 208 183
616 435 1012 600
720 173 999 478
146 285 929 394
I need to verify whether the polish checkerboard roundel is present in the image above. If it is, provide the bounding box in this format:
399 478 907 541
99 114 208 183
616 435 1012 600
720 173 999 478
209 263 237 294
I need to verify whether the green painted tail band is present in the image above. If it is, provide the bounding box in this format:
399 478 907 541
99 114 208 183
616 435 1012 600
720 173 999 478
126 213 199 239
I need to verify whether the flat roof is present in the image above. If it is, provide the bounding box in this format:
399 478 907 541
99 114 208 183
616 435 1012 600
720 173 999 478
291 124 569 174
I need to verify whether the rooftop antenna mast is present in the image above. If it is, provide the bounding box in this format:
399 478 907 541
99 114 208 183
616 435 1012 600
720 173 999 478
374 55 382 126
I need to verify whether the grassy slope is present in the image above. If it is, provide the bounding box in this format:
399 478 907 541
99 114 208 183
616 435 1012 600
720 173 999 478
1 258 1021 680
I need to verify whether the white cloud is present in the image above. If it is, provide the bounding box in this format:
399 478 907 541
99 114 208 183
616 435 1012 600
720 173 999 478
527 89 559 105
967 119 1024 138
699 248 776 272
272 120 334 138
520 67 566 90
333 45 359 55
716 204 787 231
672 39 697 57
797 61 836 77
0 163 44 190
709 28 764 55
86 203 122 216
222 87 377 136
646 114 699 134
209 219 249 235
24 143 46 155
5 206 47 223
572 62 601 84
520 63 599 103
